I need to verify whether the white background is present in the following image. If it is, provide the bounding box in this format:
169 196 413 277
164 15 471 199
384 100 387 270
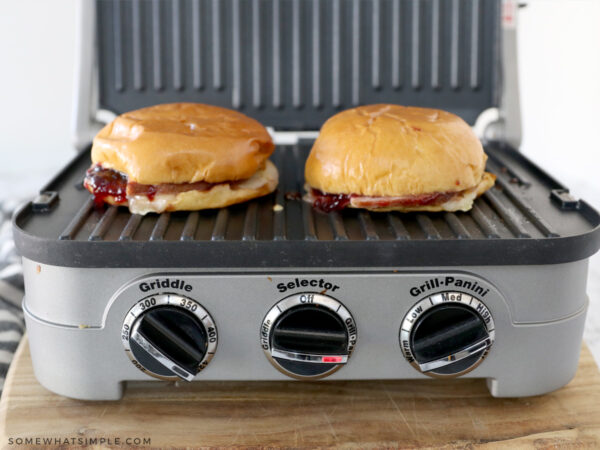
0 1 599 362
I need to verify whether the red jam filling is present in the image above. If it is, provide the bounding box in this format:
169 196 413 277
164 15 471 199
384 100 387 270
145 185 157 201
83 164 245 206
310 189 458 212
83 165 128 207
312 191 352 212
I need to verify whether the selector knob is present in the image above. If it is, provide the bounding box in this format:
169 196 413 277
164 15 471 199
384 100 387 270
400 292 494 377
261 293 357 379
122 294 217 381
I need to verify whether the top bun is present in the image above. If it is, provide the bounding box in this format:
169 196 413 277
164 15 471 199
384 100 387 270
305 104 488 196
91 103 274 184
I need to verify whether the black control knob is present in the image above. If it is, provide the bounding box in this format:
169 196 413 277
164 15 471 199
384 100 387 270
261 293 357 379
400 292 494 377
122 295 217 381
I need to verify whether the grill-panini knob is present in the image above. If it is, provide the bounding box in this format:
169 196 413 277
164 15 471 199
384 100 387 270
121 295 217 381
260 293 357 379
399 292 495 377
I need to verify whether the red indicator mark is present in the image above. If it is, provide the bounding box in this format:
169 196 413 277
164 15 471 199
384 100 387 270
322 356 343 363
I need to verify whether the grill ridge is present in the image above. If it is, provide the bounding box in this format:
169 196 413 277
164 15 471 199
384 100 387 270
493 177 558 238
89 205 119 241
59 198 94 241
171 0 183 91
191 0 203 90
450 0 460 89
331 0 341 107
351 0 361 105
329 212 348 241
444 212 471 239
151 0 163 91
271 0 281 108
181 212 200 241
292 0 302 109
371 0 381 89
416 214 441 240
311 0 321 107
430 0 441 90
231 0 242 108
470 203 500 239
483 190 531 239
112 0 124 91
302 203 317 241
131 0 144 91
251 0 262 107
211 209 229 241
470 0 481 89
359 211 380 241
292 145 317 241
410 0 421 89
486 151 530 186
242 203 258 241
150 213 171 241
391 0 402 89
120 214 142 241
388 214 410 240
211 0 223 90
272 150 287 241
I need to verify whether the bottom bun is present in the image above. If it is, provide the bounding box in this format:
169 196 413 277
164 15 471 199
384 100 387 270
304 172 495 213
351 172 496 212
102 160 278 215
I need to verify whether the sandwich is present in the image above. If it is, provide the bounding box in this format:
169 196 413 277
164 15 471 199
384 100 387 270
84 102 278 215
304 104 495 212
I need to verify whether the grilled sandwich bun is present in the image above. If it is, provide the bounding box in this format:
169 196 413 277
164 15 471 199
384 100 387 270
85 103 278 214
95 160 279 215
304 104 495 212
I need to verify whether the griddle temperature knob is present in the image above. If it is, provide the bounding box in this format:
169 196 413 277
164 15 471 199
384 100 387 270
400 292 495 377
261 293 357 379
121 294 217 381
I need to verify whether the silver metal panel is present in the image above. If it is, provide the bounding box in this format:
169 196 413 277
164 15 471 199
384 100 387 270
24 268 589 399
22 258 589 332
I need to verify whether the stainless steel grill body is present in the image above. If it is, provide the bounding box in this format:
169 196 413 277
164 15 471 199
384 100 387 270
12 0 600 399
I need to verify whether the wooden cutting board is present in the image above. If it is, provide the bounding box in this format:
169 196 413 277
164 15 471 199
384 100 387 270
1 336 599 449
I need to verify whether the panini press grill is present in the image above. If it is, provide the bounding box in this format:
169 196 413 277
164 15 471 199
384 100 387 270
13 0 600 400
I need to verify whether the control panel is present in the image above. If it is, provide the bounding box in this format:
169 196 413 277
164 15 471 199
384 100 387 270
25 266 592 399
118 274 498 383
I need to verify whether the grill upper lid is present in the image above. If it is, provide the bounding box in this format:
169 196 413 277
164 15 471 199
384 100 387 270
95 0 501 129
